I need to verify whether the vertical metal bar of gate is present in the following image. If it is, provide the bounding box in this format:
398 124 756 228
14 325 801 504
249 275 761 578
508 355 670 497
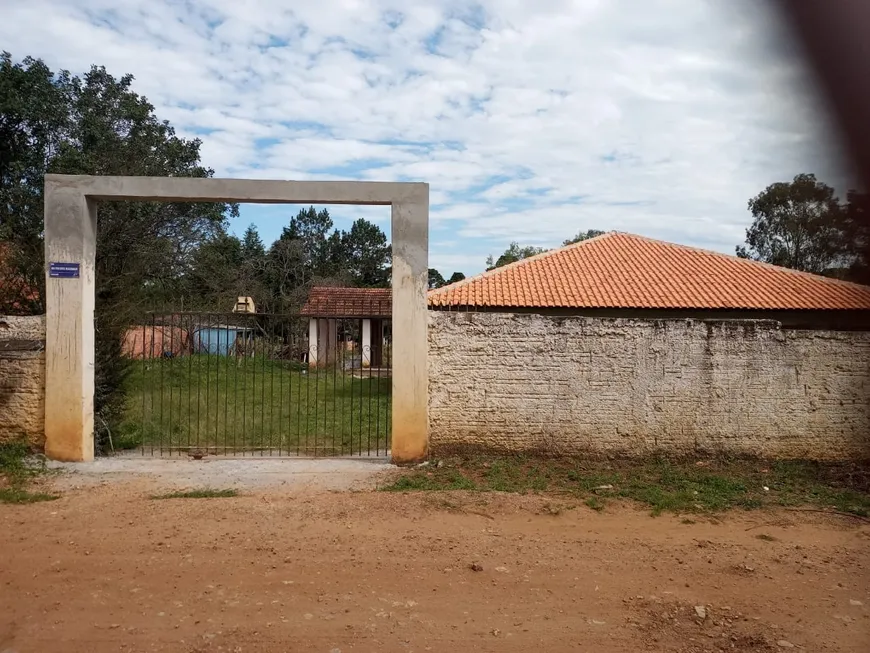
358 315 364 455
242 321 248 455
331 325 337 455
227 329 232 456
351 318 356 456
169 313 175 453
186 313 193 455
376 320 382 457
278 318 284 456
297 327 303 455
142 319 147 456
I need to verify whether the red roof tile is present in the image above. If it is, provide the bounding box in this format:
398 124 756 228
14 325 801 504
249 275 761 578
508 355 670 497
302 287 391 317
427 232 870 311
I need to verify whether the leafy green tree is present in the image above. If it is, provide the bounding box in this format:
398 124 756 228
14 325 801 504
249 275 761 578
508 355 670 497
266 207 344 309
279 206 335 276
324 231 347 279
486 242 548 270
428 268 446 289
186 230 245 307
563 229 605 246
429 269 466 288
264 237 312 311
736 174 845 274
0 53 71 314
267 212 390 306
340 218 390 287
839 190 870 283
0 53 236 450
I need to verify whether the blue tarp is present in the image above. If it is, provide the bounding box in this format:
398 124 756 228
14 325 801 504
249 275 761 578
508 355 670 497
193 327 245 356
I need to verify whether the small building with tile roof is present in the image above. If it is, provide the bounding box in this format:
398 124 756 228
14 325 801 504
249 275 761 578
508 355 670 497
302 287 391 368
427 232 870 330
301 287 391 318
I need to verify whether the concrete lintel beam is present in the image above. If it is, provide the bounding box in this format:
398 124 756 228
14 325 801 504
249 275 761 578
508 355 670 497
43 174 428 206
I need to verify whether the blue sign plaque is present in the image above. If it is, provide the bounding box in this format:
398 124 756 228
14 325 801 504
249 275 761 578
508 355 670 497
49 262 80 278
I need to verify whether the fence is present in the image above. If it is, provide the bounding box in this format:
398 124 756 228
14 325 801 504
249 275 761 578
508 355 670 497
121 311 392 456
428 312 870 460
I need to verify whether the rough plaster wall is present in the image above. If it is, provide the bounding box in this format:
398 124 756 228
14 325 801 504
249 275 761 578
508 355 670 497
428 313 870 460
0 316 46 448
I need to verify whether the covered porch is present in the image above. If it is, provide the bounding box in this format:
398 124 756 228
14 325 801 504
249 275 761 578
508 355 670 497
301 287 391 369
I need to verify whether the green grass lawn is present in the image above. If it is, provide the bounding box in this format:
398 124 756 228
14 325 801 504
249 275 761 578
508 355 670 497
383 455 870 517
118 355 391 456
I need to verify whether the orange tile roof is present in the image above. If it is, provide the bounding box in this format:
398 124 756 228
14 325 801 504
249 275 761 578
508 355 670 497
427 232 870 311
302 287 391 317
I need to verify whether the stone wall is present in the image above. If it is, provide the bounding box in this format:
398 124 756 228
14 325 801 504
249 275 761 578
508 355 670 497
428 313 870 460
0 316 45 448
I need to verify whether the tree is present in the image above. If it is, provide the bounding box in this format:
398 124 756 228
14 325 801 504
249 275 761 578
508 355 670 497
235 223 270 300
264 237 311 311
0 53 236 450
241 223 265 259
279 206 336 276
340 218 391 287
736 174 845 273
486 242 548 270
428 268 446 289
264 210 391 308
263 207 336 309
428 269 466 288
840 190 870 283
264 211 391 309
0 53 71 314
186 230 246 307
326 231 346 278
564 229 605 246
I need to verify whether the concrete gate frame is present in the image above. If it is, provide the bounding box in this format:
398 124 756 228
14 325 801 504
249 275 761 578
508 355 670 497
42 175 429 464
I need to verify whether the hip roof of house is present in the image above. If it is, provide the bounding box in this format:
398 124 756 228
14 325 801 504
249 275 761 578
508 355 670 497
427 232 870 311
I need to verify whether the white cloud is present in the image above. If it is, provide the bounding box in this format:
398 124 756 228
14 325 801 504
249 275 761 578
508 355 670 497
1 0 851 275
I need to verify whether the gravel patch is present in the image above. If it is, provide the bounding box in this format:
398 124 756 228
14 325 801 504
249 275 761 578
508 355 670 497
47 454 394 492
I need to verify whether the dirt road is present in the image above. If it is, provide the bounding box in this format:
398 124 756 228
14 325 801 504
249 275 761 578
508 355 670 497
1 477 868 652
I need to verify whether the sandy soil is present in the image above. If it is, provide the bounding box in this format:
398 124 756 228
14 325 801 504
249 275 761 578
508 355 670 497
1 469 868 653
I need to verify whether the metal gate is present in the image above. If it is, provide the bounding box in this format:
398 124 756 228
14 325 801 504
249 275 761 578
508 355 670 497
121 311 392 456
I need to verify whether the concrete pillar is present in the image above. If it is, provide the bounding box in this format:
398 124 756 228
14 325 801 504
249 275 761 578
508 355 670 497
308 318 318 367
390 193 429 463
43 186 97 462
362 319 371 367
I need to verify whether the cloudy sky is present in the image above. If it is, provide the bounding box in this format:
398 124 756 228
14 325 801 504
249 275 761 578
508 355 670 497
2 0 849 275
